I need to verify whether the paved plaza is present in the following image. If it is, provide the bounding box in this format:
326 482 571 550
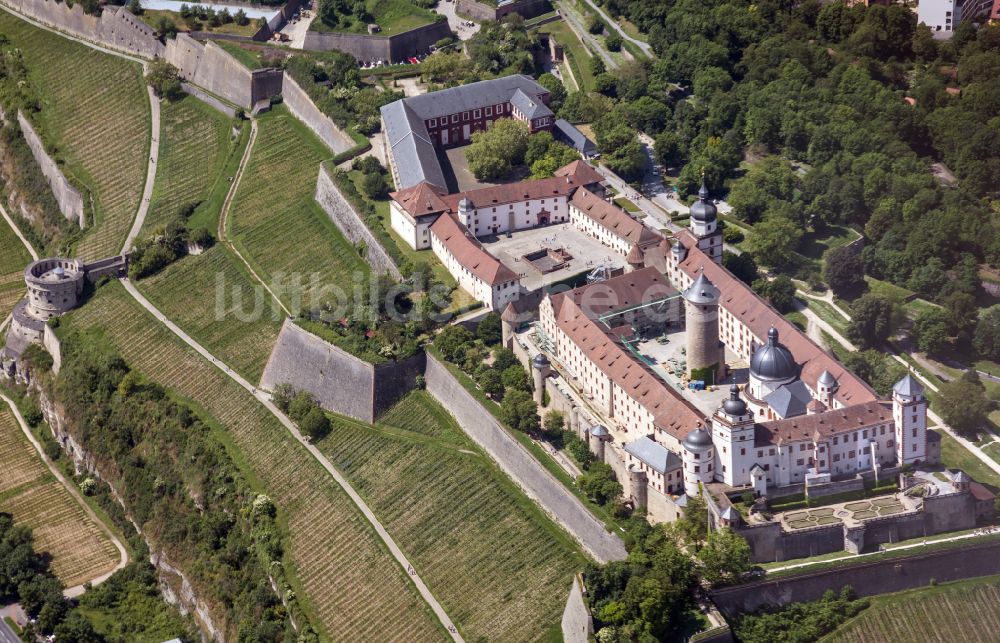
481 225 624 291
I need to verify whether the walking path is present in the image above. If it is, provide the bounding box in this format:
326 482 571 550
121 85 161 254
558 1 617 70
0 393 129 597
576 0 651 56
216 119 292 318
119 278 463 641
0 201 38 261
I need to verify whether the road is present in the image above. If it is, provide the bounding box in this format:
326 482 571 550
558 2 617 71
121 84 161 254
0 201 38 261
434 0 480 41
576 0 652 56
0 617 19 643
119 278 464 641
0 394 129 597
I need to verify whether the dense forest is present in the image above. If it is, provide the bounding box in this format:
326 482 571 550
41 337 318 641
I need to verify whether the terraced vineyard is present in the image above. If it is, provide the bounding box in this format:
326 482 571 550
227 108 368 313
320 391 582 642
825 575 1000 642
0 11 149 260
0 409 119 588
63 283 445 641
142 96 234 235
140 246 282 382
0 218 31 319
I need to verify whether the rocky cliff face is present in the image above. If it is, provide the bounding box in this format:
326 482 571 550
34 382 222 642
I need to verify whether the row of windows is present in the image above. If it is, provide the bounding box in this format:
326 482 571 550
427 103 510 128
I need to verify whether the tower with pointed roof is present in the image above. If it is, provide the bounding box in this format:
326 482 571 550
689 178 722 264
712 385 756 486
683 271 722 382
893 373 927 465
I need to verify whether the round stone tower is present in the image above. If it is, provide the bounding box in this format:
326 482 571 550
628 464 648 510
682 271 721 382
589 424 610 461
24 258 85 320
626 244 644 273
532 353 551 406
682 424 714 496
500 302 518 349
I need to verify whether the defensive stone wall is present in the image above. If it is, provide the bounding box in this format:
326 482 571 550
181 82 237 117
165 35 282 110
42 324 61 374
0 0 165 58
314 164 401 278
806 476 864 498
302 20 451 63
923 490 976 533
259 319 420 422
283 73 354 154
81 254 128 281
16 111 85 228
456 0 551 20
560 574 592 643
711 539 1000 618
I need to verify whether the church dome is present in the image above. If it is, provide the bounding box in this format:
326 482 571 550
750 327 797 382
683 425 713 451
722 385 747 416
690 181 717 223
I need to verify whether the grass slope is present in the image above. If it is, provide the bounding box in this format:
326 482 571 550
228 109 369 313
139 246 282 383
824 575 1000 642
319 391 582 642
0 409 118 587
0 12 150 261
142 95 233 235
62 282 444 641
0 217 31 319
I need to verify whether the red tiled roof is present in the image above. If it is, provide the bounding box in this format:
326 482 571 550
442 175 583 211
430 213 518 286
560 266 677 317
571 188 662 248
554 159 604 185
550 273 702 440
755 400 891 446
390 182 450 218
969 481 995 502
674 230 877 406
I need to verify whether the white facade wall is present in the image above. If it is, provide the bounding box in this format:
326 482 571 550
568 204 631 255
895 394 928 465
429 230 520 311
712 416 756 487
918 0 957 32
463 195 569 237
390 201 435 250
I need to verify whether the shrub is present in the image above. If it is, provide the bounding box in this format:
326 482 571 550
145 59 182 100
24 404 43 428
605 33 622 52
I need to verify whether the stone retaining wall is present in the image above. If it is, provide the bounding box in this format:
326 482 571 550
457 0 551 21
283 73 354 154
314 163 401 278
302 20 452 63
424 353 627 562
181 81 237 117
16 111 85 228
259 319 420 422
165 34 283 110
711 538 1000 618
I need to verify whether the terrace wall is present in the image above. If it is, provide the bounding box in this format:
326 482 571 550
16 111 85 228
283 73 355 154
710 539 1000 619
0 0 165 58
314 164 402 279
165 35 283 110
302 20 452 63
456 0 551 21
260 319 421 422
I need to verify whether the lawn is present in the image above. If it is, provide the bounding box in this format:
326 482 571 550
309 0 438 36
0 218 31 320
0 11 151 261
932 429 1000 492
0 408 119 588
142 95 236 235
217 40 266 70
63 283 446 641
138 9 262 38
824 574 1000 642
227 108 370 314
138 246 283 383
318 391 582 642
538 20 595 92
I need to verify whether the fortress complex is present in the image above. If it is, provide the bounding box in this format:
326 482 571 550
515 177 930 521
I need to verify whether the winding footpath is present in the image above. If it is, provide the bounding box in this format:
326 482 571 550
576 0 652 57
120 279 463 641
121 85 161 254
0 393 129 597
215 119 292 318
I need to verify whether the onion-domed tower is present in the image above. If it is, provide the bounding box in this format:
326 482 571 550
747 327 798 403
690 179 722 264
682 424 715 496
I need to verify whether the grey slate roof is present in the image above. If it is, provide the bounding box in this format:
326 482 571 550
554 118 597 155
893 373 924 397
624 436 681 474
763 380 814 419
720 506 739 521
953 471 971 483
380 100 448 190
510 88 553 120
683 272 720 305
400 75 549 120
750 327 798 381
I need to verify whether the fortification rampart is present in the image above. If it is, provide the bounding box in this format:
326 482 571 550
283 73 354 154
259 319 422 422
16 111 85 228
711 538 1000 618
456 0 551 21
0 0 164 58
314 164 401 279
165 35 282 110
302 20 452 63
